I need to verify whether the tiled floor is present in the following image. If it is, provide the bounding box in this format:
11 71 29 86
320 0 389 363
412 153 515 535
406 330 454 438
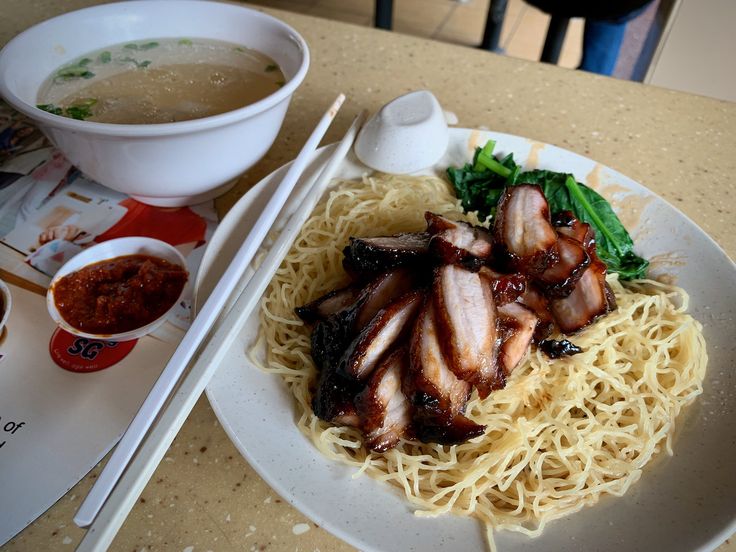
244 0 586 69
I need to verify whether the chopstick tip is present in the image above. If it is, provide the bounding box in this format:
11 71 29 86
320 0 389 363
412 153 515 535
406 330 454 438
329 93 346 117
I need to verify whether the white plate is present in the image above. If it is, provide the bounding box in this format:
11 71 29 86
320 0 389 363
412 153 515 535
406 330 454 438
198 128 736 552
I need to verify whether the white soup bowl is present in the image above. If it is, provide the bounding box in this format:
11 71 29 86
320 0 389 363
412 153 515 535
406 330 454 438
0 0 309 206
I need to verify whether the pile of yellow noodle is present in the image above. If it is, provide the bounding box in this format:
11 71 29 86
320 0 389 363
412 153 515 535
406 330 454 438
251 174 707 543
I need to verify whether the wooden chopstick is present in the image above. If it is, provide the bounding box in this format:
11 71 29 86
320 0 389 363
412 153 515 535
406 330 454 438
74 107 364 552
73 94 347 532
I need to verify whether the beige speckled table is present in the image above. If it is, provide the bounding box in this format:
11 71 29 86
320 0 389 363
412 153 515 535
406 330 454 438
2 1 735 551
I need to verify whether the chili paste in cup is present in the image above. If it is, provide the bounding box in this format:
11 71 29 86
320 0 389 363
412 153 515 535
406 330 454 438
52 254 188 334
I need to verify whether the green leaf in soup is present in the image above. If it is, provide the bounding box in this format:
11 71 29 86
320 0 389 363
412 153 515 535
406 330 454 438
124 41 159 51
78 57 92 66
37 103 63 116
98 51 112 63
178 38 193 46
265 63 278 72
55 65 95 81
120 56 151 69
65 107 89 120
64 98 97 120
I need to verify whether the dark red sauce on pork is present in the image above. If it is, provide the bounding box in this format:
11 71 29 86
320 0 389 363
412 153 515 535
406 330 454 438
53 254 188 334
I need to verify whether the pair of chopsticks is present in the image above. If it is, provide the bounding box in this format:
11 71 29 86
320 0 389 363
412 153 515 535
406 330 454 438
74 94 365 551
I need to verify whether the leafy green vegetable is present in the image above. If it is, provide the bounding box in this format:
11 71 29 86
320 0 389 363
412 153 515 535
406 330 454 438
178 38 193 46
474 140 512 178
446 141 517 220
36 99 97 120
120 56 151 69
37 103 63 116
65 106 90 120
264 63 278 72
98 51 112 63
276 80 285 87
124 41 159 50
64 98 97 120
54 63 95 82
446 141 649 279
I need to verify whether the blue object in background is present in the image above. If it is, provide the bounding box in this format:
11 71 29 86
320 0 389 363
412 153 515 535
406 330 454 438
580 19 629 75
579 2 653 76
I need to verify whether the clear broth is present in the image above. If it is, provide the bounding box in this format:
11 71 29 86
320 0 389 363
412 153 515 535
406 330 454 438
37 38 285 124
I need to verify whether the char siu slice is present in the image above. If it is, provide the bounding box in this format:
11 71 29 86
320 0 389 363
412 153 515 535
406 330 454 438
355 347 412 452
424 212 493 270
433 265 503 398
497 303 537 375
295 285 360 324
548 211 617 333
310 314 357 374
342 232 430 275
404 299 485 444
478 267 527 306
405 300 472 417
517 285 555 342
340 290 423 381
309 268 415 372
311 365 362 427
553 210 593 245
413 413 486 445
549 258 612 334
353 267 416 329
535 233 590 298
493 184 558 274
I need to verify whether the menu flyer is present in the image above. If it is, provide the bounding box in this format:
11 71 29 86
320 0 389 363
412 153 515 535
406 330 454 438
0 102 218 544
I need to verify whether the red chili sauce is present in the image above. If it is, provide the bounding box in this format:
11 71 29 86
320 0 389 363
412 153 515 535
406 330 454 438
53 254 188 335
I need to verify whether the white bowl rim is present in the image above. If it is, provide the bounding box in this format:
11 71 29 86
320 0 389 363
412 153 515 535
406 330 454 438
0 278 11 332
0 0 310 137
46 237 189 341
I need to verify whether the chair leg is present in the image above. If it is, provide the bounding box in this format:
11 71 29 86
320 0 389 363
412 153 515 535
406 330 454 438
540 15 570 63
375 0 393 30
480 0 509 52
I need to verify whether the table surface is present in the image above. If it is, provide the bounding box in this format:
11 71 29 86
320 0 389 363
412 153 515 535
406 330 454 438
2 1 735 551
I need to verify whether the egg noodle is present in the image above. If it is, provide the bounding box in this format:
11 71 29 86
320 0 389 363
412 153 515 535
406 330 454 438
251 174 707 546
